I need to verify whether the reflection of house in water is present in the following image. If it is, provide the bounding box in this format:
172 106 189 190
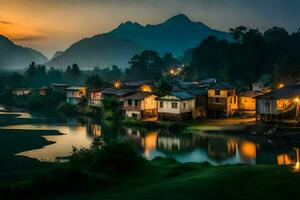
141 132 158 156
238 141 257 162
125 128 158 155
207 138 237 161
157 132 205 152
256 146 300 169
277 148 300 170
86 121 102 138
208 138 257 163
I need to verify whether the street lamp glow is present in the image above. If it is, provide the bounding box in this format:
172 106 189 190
294 97 299 103
113 80 121 89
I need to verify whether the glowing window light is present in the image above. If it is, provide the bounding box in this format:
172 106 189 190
278 83 284 89
141 84 152 92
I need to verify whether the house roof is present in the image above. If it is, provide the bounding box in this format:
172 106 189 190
256 85 300 99
101 88 135 96
89 89 102 92
199 78 217 85
124 92 155 100
10 88 33 91
186 89 207 97
239 91 264 98
66 86 86 91
209 83 235 90
178 81 200 87
51 83 70 87
123 81 150 87
158 91 195 101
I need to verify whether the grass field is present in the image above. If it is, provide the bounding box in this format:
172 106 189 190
53 158 300 200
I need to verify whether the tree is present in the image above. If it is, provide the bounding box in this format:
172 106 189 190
127 50 163 81
85 75 104 89
162 53 179 71
229 26 248 43
110 65 123 80
101 97 120 120
189 36 228 81
157 78 172 96
66 63 81 75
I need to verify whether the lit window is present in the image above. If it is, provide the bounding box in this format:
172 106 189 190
215 90 221 95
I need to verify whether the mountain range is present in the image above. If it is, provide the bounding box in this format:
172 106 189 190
48 14 229 69
0 14 229 70
0 35 49 70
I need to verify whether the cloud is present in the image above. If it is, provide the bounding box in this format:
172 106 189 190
0 20 12 25
12 35 47 42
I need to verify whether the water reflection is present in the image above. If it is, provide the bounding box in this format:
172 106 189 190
1 110 300 167
0 111 32 119
123 128 300 167
3 123 93 161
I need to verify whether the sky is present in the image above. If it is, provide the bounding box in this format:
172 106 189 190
0 0 299 58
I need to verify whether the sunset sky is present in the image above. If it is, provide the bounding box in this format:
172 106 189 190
0 0 299 58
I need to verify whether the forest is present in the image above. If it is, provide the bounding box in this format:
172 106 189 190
1 26 300 92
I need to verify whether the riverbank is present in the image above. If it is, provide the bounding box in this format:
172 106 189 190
0 129 62 181
0 112 63 180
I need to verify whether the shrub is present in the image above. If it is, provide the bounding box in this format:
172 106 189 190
69 140 145 174
90 140 145 174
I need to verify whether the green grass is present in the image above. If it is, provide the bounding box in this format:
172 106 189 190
54 161 300 200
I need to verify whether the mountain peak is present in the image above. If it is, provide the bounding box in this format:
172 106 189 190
117 21 143 30
166 14 192 23
0 35 14 46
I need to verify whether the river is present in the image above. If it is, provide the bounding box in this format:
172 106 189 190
0 110 299 167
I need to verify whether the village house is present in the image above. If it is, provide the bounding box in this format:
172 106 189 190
122 81 153 92
123 92 157 120
8 88 33 96
255 85 300 121
101 88 136 109
157 91 196 121
37 87 48 96
238 91 261 112
185 88 207 119
207 83 238 117
88 89 102 107
50 83 70 95
66 86 87 105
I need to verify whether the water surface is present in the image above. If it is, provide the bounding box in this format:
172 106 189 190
0 111 299 167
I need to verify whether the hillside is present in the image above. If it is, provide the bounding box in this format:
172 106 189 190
48 14 229 69
0 35 49 70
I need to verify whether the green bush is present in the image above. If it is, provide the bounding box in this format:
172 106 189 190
69 140 145 174
91 140 145 174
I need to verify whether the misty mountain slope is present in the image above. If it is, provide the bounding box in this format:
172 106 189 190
110 14 229 56
0 35 49 70
48 14 229 69
48 35 143 69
